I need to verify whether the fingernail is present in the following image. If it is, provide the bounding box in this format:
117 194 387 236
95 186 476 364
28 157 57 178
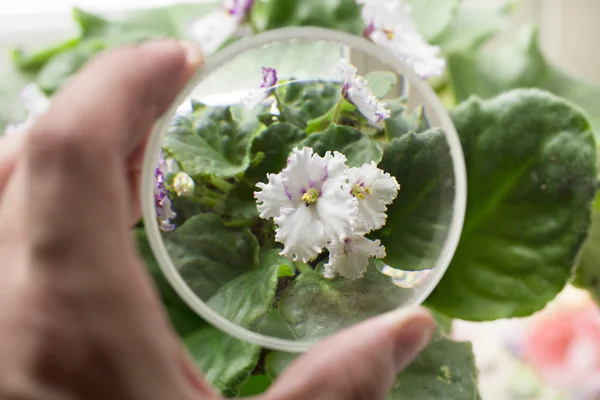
387 307 436 370
178 41 204 69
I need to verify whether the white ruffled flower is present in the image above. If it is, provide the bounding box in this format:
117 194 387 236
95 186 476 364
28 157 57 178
242 67 278 110
3 84 50 136
345 161 400 234
255 147 358 262
339 59 391 124
324 236 386 280
189 0 255 55
357 0 445 79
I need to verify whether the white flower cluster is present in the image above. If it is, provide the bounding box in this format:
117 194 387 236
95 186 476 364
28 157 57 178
339 59 391 124
255 147 399 280
357 0 445 79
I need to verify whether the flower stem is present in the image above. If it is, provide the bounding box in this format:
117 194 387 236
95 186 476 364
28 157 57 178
209 176 233 193
295 262 314 275
273 90 285 117
248 15 260 34
331 97 345 124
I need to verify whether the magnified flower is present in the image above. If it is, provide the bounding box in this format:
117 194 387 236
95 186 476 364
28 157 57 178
156 152 177 232
357 0 445 79
324 236 386 280
255 147 358 262
339 59 391 124
242 67 278 110
345 161 400 233
189 0 256 55
3 84 50 136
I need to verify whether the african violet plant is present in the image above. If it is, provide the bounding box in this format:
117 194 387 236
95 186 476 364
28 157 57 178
3 0 600 398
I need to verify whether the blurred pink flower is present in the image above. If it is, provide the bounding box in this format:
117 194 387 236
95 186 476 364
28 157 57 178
522 301 600 399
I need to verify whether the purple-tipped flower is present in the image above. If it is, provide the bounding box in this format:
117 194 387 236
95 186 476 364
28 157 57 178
189 0 256 55
338 59 391 124
227 0 255 17
242 67 279 110
260 67 278 88
357 0 445 79
155 152 177 232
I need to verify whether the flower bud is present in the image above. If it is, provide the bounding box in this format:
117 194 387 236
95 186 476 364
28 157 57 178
173 172 195 197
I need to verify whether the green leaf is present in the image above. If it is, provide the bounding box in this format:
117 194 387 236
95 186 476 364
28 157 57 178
73 7 109 37
265 350 298 380
405 0 460 42
574 192 600 303
280 81 343 129
135 228 206 337
447 26 600 134
364 71 398 99
434 1 510 53
185 327 261 397
165 106 261 178
238 375 272 396
390 333 481 400
303 124 383 167
12 38 81 73
218 180 260 220
374 129 454 270
14 4 213 92
385 104 431 139
427 90 597 320
278 264 409 341
165 214 260 300
264 0 364 35
36 41 106 94
206 254 293 330
246 123 307 181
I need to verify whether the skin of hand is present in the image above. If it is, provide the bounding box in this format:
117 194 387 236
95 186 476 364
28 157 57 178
0 40 436 400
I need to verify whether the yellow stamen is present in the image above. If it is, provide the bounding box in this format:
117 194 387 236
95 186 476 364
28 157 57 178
352 184 370 200
302 188 319 205
384 29 395 40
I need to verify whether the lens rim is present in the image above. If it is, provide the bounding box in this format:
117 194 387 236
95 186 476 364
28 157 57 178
142 27 467 353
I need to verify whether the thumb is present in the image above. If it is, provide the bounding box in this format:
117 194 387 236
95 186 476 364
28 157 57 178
266 307 435 400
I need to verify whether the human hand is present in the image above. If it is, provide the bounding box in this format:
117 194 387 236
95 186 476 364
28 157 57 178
0 40 435 400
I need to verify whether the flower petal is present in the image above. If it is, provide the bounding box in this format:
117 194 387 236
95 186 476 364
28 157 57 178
346 162 399 233
255 173 294 219
357 161 399 206
281 147 328 200
325 236 386 280
275 206 327 262
317 181 358 241
242 88 269 110
189 10 239 55
322 151 349 181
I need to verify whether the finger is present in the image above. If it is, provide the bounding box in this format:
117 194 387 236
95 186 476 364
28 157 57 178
267 307 435 400
0 41 209 398
0 133 25 195
1 39 202 260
